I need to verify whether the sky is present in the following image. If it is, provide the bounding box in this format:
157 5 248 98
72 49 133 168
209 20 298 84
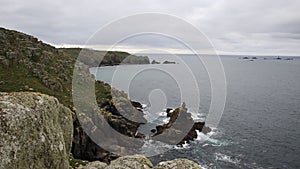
1 0 300 56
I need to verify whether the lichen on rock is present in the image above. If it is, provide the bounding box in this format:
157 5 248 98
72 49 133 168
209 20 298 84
0 92 73 169
153 158 203 169
106 155 153 169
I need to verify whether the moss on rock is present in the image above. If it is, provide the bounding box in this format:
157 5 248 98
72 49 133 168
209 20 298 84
0 92 73 169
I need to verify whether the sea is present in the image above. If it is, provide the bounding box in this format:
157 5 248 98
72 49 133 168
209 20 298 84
90 54 300 169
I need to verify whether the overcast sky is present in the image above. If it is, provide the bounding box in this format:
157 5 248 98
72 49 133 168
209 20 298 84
1 0 300 56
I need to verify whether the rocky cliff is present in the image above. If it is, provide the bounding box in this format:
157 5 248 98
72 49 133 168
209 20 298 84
0 27 149 162
0 27 207 168
0 92 73 169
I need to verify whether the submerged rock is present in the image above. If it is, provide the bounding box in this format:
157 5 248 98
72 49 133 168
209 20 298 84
0 92 73 169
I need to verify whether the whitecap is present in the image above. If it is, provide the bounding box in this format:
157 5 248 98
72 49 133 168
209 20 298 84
215 152 241 165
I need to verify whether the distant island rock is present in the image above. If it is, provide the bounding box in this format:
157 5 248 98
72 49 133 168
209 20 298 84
151 59 160 64
151 60 176 64
163 60 176 64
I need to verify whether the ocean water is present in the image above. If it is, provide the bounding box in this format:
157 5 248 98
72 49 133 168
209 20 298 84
91 55 300 169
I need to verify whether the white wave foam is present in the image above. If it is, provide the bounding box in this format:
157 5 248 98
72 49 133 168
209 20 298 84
215 153 241 165
173 141 191 150
139 139 173 157
158 111 167 116
162 117 170 124
195 130 230 147
141 104 147 109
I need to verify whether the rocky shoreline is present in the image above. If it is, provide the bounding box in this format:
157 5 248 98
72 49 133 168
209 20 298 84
0 27 208 169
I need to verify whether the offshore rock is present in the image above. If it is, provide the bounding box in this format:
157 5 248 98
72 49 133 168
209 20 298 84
0 92 73 169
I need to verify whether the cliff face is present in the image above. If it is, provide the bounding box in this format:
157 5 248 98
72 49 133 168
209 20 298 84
0 27 148 162
0 92 73 169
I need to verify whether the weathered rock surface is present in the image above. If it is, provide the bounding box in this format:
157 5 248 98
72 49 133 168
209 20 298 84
78 155 203 169
154 158 202 169
0 92 73 169
106 155 153 169
77 161 108 169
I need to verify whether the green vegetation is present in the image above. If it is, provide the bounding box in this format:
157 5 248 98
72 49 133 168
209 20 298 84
0 27 149 162
0 27 149 109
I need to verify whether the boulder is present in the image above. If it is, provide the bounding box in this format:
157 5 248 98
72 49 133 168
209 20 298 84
154 158 202 169
77 161 107 169
0 92 73 169
106 155 153 169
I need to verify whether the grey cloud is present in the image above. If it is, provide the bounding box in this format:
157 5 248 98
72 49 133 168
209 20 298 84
0 0 299 55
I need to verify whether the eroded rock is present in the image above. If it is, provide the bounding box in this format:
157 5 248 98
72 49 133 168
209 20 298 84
0 92 73 169
154 158 202 169
106 155 153 169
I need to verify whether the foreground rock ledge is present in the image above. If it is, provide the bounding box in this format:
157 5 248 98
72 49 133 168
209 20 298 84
0 92 73 169
78 155 203 169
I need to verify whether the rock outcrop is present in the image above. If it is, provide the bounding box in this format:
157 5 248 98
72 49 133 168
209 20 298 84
106 155 153 169
154 158 202 169
153 103 211 145
77 155 203 169
77 161 108 169
0 92 73 169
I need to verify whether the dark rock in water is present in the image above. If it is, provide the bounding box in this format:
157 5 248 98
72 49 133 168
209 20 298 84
166 108 173 117
243 56 249 59
252 57 257 59
155 125 164 135
163 60 176 64
151 60 160 64
131 100 143 109
151 129 156 133
152 103 211 145
0 92 73 169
